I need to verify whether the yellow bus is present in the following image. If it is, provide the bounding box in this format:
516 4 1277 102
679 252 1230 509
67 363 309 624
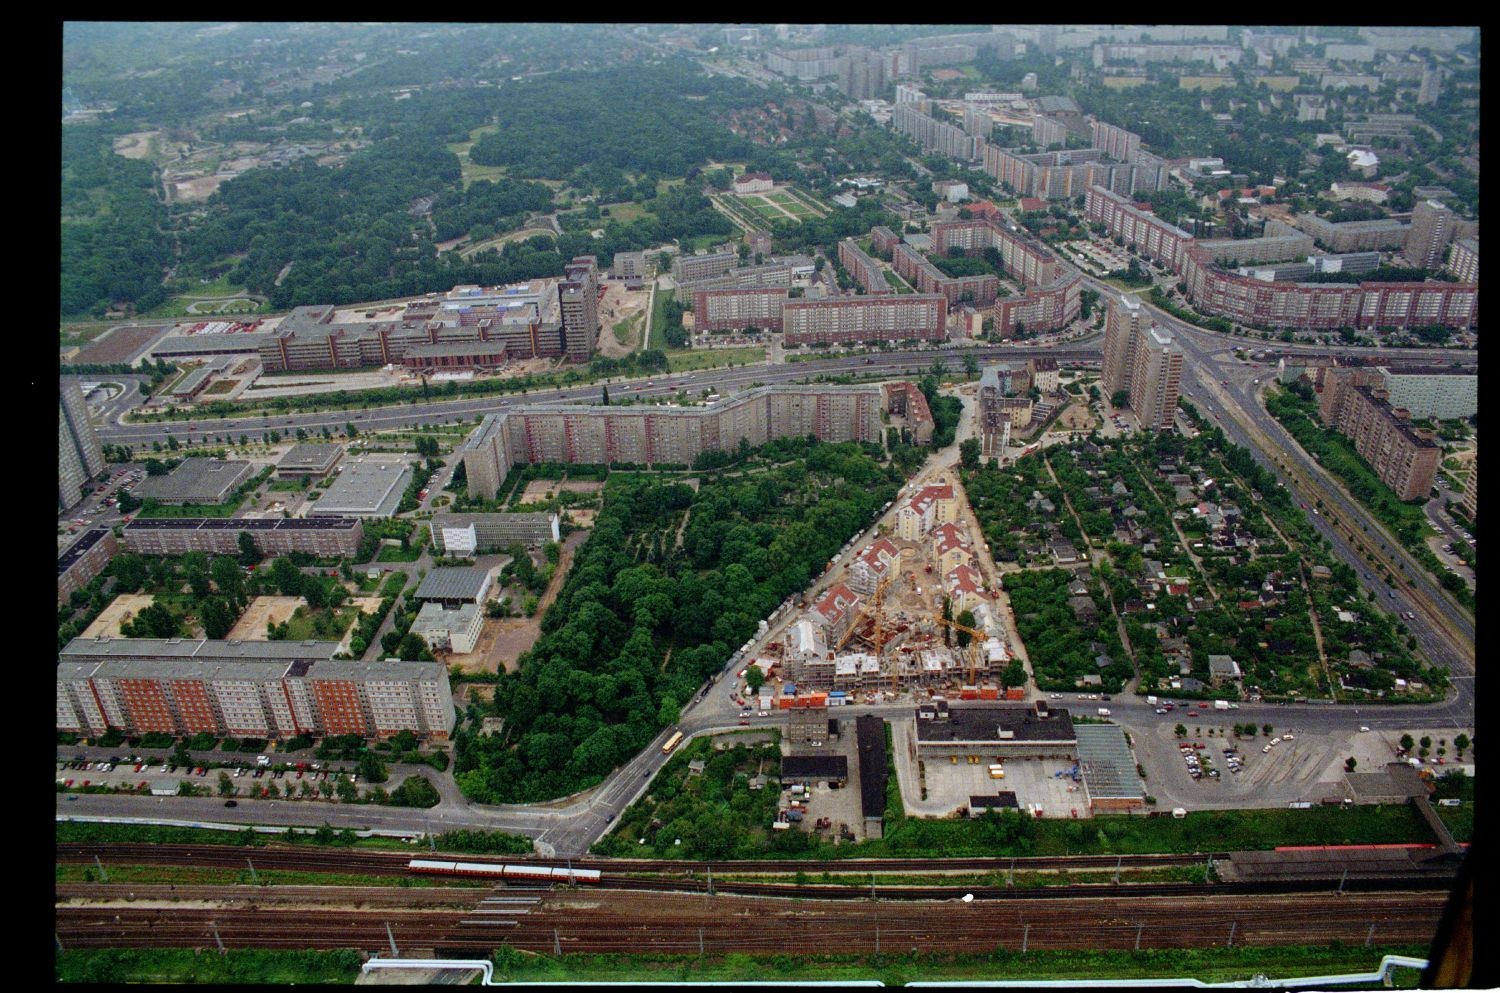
662 730 683 754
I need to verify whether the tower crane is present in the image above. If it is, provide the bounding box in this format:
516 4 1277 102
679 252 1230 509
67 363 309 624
932 613 990 686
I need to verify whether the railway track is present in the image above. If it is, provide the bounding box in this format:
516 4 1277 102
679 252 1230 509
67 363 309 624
55 887 1448 956
57 843 1228 876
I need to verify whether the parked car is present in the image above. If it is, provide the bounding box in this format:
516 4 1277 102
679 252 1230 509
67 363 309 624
224 800 238 807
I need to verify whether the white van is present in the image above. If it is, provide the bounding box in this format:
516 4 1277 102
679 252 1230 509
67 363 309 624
1097 708 1111 717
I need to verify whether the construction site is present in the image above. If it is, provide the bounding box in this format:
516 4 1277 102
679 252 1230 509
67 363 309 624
742 471 1031 710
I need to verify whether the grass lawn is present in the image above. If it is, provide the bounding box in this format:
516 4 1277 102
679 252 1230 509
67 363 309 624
166 273 249 298
138 499 245 518
482 946 1430 987
610 313 643 350
599 201 649 224
279 605 359 641
667 346 766 373
649 288 675 351
376 543 422 563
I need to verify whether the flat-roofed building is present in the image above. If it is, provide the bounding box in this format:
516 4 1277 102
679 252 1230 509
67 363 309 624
558 256 600 363
59 380 106 511
856 714 888 839
1404 200 1459 271
1289 214 1409 253
1074 723 1146 811
1129 325 1184 432
837 239 893 296
409 602 485 655
1375 367 1477 421
1462 452 1477 522
913 703 1077 761
692 287 790 331
122 517 364 558
429 512 559 554
783 295 947 345
134 458 254 506
308 458 412 519
413 566 493 607
58 528 117 607
1333 386 1440 501
459 384 896 500
671 250 737 284
275 443 343 479
56 637 453 740
1447 238 1478 284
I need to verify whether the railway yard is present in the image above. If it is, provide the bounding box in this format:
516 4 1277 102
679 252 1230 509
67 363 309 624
55 842 1455 962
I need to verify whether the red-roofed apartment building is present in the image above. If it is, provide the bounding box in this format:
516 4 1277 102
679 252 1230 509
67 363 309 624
850 538 902 594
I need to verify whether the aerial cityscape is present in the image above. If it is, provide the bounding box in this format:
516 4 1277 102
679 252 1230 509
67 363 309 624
58 22 1478 987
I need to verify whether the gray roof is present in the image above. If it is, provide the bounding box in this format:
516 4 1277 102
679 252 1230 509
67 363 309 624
414 566 491 603
410 601 482 636
277 443 343 473
1208 654 1241 677
1075 723 1145 801
914 704 1076 744
60 636 340 663
134 459 255 505
309 458 412 518
58 529 111 576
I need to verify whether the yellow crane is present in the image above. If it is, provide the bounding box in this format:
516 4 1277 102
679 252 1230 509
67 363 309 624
835 571 893 653
932 613 989 686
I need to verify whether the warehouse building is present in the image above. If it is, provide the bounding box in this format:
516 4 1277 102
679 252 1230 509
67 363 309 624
856 714 889 839
779 754 849 786
122 517 364 558
276 443 344 479
429 512 560 555
413 566 494 607
134 458 255 506
308 458 412 519
58 528 117 607
914 703 1076 761
1073 723 1146 811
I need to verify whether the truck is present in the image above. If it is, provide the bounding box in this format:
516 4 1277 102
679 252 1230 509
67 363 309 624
1145 695 1158 706
1096 708 1111 717
1213 700 1230 711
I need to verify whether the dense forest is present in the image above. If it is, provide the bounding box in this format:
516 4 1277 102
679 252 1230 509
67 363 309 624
60 126 173 316
453 441 903 803
468 62 765 180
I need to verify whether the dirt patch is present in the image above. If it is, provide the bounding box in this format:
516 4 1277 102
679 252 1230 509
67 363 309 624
1053 401 1097 432
459 531 589 673
81 594 160 638
594 283 651 358
225 596 307 640
565 508 597 528
519 478 603 504
171 174 229 202
112 131 159 160
349 596 384 615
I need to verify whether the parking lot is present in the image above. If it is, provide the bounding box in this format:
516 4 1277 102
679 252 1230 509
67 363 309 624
57 754 350 801
892 720 1088 820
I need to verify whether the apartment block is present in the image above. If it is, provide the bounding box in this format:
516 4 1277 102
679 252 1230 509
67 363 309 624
1084 185 1194 269
558 256 600 362
1092 43 1242 69
892 104 986 163
671 250 737 284
1462 453 1477 522
612 251 653 280
1332 387 1441 501
674 260 795 295
1289 214 1409 253
58 528 117 607
765 47 842 80
122 517 365 558
1128 326 1185 432
870 226 901 259
692 287 791 330
429 513 561 555
1028 358 1060 393
784 295 947 346
993 272 1082 336
1447 238 1478 284
929 217 1060 288
56 638 455 741
837 239 892 296
891 243 1000 306
1404 200 1458 271
883 382 935 445
1375 367 1477 421
1091 121 1141 162
1101 295 1146 400
1032 115 1070 147
1197 219 1314 266
59 380 105 510
459 385 893 499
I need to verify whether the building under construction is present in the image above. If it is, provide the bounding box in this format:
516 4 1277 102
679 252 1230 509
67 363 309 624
778 474 1025 701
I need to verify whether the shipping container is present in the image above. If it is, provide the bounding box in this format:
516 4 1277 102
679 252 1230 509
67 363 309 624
786 809 804 821
1003 687 1025 700
960 687 979 700
778 697 793 709
979 687 1000 700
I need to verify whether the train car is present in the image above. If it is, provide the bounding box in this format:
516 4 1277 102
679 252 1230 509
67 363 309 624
406 859 601 885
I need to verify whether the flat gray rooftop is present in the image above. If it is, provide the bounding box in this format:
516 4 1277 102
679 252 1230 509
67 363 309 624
133 459 255 505
914 705 1077 745
309 458 411 518
277 443 344 474
1074 723 1145 801
414 566 491 603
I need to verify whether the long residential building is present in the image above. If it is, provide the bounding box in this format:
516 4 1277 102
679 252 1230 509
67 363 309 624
56 638 455 741
1196 219 1314 266
838 239 893 295
993 271 1082 336
929 217 1061 287
692 287 791 330
1288 214 1410 253
460 384 897 499
984 146 1164 200
1447 238 1478 284
1331 386 1441 501
783 295 947 346
893 103 986 162
1180 248 1478 331
674 260 796 295
122 517 365 558
891 243 1000 306
671 250 738 283
1083 185 1194 269
58 529 118 607
1375 366 1478 421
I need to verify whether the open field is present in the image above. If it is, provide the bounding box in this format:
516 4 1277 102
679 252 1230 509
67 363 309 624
453 530 588 673
595 283 651 358
458 226 556 259
81 594 160 639
668 346 766 373
111 131 158 160
520 478 605 504
224 596 305 641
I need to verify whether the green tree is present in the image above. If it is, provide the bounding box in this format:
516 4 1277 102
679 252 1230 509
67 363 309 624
1345 756 1357 772
269 557 303 596
1174 724 1187 738
1111 390 1130 409
745 666 766 693
955 609 977 648
1001 660 1027 690
201 597 235 640
302 575 327 610
1454 733 1469 756
357 751 389 784
601 385 610 405
1263 724 1274 736
217 771 235 797
959 437 981 470
237 530 260 566
336 776 358 802
963 354 980 381
1400 733 1415 752
211 556 245 603
657 694 680 726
